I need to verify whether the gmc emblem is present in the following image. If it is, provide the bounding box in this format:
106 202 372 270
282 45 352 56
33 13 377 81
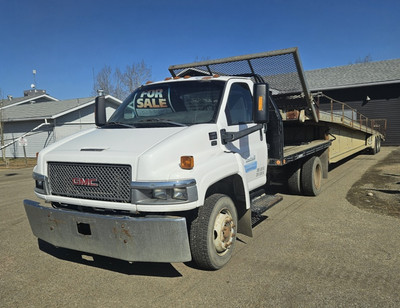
72 178 99 187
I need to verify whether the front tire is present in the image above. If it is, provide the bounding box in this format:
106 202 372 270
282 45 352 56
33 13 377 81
189 193 237 270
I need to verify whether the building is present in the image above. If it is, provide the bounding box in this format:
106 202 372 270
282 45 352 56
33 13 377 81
306 59 400 145
1 89 58 109
1 95 121 158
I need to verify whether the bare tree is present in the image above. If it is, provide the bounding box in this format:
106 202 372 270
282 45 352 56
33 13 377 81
350 55 373 64
93 61 152 99
93 65 114 96
113 68 126 100
122 60 152 95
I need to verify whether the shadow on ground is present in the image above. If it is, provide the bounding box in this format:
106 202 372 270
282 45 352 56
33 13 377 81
346 147 400 218
38 239 183 277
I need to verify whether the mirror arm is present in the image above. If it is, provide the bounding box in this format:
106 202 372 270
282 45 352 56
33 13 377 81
220 124 263 145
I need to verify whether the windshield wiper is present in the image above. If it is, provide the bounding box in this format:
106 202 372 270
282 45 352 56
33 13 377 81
103 121 136 128
137 118 187 127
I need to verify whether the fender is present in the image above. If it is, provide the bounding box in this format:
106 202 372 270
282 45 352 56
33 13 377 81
198 151 253 237
197 152 250 205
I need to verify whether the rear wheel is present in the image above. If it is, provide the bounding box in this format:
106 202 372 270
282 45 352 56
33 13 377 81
288 165 302 195
376 137 381 153
189 193 237 270
371 136 381 155
301 156 322 196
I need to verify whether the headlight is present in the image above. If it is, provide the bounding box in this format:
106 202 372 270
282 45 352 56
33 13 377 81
153 188 168 200
33 172 48 195
131 180 197 204
172 188 188 200
35 179 44 190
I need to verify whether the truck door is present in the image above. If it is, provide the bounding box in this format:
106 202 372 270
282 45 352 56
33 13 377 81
223 82 268 191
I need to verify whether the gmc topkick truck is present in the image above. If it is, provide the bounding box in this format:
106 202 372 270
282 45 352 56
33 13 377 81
24 48 384 270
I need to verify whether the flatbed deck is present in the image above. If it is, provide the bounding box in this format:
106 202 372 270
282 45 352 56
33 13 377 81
283 140 331 164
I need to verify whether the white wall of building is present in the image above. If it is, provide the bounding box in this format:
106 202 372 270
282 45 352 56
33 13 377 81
3 101 119 158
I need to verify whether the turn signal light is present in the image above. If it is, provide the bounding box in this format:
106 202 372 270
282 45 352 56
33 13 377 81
180 156 194 169
258 96 263 111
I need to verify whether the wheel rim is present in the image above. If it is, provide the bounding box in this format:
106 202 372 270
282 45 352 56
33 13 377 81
213 209 236 255
314 163 322 190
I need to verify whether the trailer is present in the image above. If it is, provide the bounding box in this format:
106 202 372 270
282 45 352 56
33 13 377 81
24 48 385 270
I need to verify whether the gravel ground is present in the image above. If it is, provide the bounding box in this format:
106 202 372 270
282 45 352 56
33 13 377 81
347 147 400 218
1 146 399 307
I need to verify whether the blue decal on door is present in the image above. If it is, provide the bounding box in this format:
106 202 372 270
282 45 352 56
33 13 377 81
245 161 257 173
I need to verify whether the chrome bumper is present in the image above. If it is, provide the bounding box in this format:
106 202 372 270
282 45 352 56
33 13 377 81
23 200 192 263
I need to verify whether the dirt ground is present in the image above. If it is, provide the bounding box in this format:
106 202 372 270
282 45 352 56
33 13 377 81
346 147 400 218
1 147 400 307
0 158 37 169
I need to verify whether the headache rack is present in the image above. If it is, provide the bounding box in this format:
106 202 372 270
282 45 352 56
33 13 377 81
169 47 319 122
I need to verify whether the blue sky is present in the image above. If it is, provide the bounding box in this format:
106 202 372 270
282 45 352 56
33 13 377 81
1 0 399 100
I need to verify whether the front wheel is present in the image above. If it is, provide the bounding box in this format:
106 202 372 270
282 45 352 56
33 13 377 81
189 193 237 270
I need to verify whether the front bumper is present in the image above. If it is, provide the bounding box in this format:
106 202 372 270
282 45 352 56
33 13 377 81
23 200 192 263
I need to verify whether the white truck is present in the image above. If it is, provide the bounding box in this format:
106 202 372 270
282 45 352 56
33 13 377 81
24 48 384 270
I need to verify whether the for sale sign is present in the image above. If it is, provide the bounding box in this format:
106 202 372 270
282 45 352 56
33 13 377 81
134 87 173 117
136 89 168 109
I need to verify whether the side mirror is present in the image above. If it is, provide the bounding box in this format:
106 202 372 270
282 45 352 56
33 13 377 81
253 83 269 124
95 96 107 127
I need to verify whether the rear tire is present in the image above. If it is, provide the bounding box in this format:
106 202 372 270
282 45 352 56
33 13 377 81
288 165 302 195
371 136 381 155
301 156 322 196
376 137 381 153
189 193 237 270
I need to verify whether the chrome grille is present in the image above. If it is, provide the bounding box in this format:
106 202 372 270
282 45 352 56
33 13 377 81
48 162 132 203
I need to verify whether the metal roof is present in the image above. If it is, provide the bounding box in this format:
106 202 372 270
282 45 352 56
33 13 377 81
306 59 400 91
1 96 121 122
0 93 58 109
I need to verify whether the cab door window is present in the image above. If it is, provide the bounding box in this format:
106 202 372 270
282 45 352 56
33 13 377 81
225 83 253 125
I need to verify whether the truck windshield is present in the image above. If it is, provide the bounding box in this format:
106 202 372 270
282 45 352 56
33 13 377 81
108 80 225 127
